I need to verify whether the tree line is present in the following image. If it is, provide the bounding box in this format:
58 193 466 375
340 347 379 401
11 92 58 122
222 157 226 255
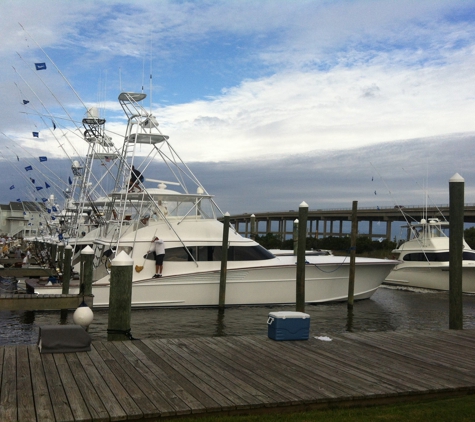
255 227 475 257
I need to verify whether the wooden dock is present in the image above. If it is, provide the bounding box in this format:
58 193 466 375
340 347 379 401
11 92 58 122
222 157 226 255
1 329 475 421
0 294 94 311
0 267 55 278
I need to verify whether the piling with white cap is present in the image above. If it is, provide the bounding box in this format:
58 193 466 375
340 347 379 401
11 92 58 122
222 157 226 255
296 201 308 313
449 173 464 330
107 250 134 341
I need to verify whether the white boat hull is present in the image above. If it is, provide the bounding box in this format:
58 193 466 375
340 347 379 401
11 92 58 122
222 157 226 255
385 263 475 293
33 258 395 308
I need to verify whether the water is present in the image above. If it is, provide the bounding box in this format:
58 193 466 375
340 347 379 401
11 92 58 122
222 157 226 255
2 286 475 346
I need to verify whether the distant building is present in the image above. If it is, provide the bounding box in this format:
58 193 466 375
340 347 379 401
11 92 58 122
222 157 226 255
0 201 46 238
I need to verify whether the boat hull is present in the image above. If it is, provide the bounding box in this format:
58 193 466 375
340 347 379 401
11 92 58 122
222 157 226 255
32 259 395 308
385 263 475 293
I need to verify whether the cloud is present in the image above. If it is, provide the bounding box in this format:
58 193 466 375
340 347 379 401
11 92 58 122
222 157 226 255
1 0 475 167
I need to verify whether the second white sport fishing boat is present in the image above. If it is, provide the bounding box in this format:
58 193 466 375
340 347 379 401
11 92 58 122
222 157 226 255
385 218 475 292
31 91 397 307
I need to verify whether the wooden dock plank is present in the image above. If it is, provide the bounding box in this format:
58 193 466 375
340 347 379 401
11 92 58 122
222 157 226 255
319 334 467 390
0 294 93 311
237 335 408 396
28 344 56 422
213 336 320 403
119 341 196 415
285 334 457 391
192 336 295 406
137 339 222 412
422 330 475 348
0 346 17 422
17 345 36 422
345 331 475 378
0 347 4 410
226 336 365 398
169 338 274 407
104 341 184 417
257 335 419 396
75 348 128 421
41 353 75 422
1 329 475 421
53 353 92 422
88 345 143 420
93 341 160 419
196 336 306 404
163 338 262 409
146 338 235 411
225 336 371 401
64 353 110 422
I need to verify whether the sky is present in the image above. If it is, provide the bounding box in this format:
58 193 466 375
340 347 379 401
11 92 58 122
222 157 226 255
1 0 475 215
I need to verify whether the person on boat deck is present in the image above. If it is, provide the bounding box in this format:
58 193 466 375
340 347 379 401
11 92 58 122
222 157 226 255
149 237 165 278
128 165 143 193
21 253 29 268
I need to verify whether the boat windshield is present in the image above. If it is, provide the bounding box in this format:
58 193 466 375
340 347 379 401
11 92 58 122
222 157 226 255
403 251 475 262
165 245 275 262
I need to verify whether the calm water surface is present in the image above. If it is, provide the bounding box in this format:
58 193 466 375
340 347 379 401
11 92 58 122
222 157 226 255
2 286 475 345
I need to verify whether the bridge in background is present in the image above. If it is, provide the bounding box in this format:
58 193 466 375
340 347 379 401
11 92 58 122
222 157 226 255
228 204 475 241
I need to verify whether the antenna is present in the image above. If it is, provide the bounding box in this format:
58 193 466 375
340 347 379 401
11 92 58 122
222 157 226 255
149 31 153 111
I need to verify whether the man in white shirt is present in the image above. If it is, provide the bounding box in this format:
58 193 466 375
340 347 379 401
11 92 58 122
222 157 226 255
150 237 165 278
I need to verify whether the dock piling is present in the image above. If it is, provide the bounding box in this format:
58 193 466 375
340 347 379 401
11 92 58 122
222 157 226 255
348 200 358 310
108 250 134 341
296 201 308 312
219 212 230 310
449 173 464 330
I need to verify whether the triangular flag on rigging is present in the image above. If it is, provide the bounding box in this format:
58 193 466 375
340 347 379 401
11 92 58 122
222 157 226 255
23 100 29 105
45 182 50 188
9 185 14 190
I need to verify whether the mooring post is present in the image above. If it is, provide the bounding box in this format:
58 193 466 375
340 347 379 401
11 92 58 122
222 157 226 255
219 212 230 310
293 219 299 256
250 214 256 240
50 242 58 269
57 242 65 273
80 246 94 299
108 251 134 341
296 201 308 313
348 200 358 310
62 245 72 295
449 173 464 330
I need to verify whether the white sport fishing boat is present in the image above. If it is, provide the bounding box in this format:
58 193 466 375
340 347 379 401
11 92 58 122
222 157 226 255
385 218 475 292
32 92 397 307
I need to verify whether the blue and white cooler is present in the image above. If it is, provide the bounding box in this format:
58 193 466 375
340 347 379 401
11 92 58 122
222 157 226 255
267 311 310 341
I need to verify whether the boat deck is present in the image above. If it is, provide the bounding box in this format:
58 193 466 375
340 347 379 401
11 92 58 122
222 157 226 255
1 329 475 421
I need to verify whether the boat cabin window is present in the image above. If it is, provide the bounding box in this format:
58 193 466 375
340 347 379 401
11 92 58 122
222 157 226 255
403 251 475 262
165 245 275 262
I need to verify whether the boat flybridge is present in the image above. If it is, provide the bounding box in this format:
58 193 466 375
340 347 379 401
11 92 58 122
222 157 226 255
385 218 475 292
32 91 398 308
